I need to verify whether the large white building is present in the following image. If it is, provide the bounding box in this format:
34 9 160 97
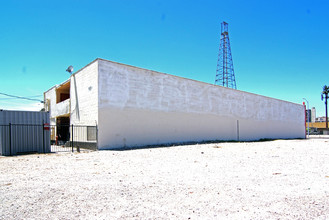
44 58 305 149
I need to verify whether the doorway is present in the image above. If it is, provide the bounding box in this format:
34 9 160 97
56 117 70 145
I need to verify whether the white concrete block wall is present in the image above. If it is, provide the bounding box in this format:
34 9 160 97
97 59 305 149
70 61 98 126
44 87 57 125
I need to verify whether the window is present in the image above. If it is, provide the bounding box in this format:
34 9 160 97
87 126 97 141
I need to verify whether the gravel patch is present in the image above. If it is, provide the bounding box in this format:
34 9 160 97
1 139 329 219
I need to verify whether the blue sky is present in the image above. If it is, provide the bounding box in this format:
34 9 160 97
1 0 328 116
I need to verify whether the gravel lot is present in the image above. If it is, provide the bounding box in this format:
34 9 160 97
1 138 329 219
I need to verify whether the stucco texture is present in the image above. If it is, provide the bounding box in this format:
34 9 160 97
97 59 305 149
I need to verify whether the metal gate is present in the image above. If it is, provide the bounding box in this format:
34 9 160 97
50 124 98 152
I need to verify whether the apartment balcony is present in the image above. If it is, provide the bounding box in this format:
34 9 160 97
53 98 70 117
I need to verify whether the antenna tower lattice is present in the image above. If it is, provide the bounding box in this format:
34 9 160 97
215 21 237 89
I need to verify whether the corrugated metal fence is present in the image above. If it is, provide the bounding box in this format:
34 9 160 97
0 124 98 155
0 110 51 156
0 124 50 156
0 110 98 156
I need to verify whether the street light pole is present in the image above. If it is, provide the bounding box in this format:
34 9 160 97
303 98 310 137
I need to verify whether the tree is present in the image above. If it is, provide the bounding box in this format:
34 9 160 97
321 85 329 129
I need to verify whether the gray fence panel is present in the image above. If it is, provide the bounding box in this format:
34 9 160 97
0 110 50 156
0 124 51 156
0 125 10 155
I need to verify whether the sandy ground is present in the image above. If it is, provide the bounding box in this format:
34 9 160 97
1 138 329 219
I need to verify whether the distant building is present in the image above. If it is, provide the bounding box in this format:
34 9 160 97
311 107 316 123
309 121 329 134
306 109 311 123
315 116 328 122
306 107 316 123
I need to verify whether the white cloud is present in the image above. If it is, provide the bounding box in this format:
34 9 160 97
0 101 43 112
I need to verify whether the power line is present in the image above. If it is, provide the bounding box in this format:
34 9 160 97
0 92 44 103
0 95 42 100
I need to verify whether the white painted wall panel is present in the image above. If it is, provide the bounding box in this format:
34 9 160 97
97 60 305 149
70 61 98 126
44 87 57 123
52 99 70 117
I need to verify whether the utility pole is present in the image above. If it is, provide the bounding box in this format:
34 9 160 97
322 85 329 129
215 21 237 89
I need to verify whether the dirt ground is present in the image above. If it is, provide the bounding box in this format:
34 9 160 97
1 138 329 219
